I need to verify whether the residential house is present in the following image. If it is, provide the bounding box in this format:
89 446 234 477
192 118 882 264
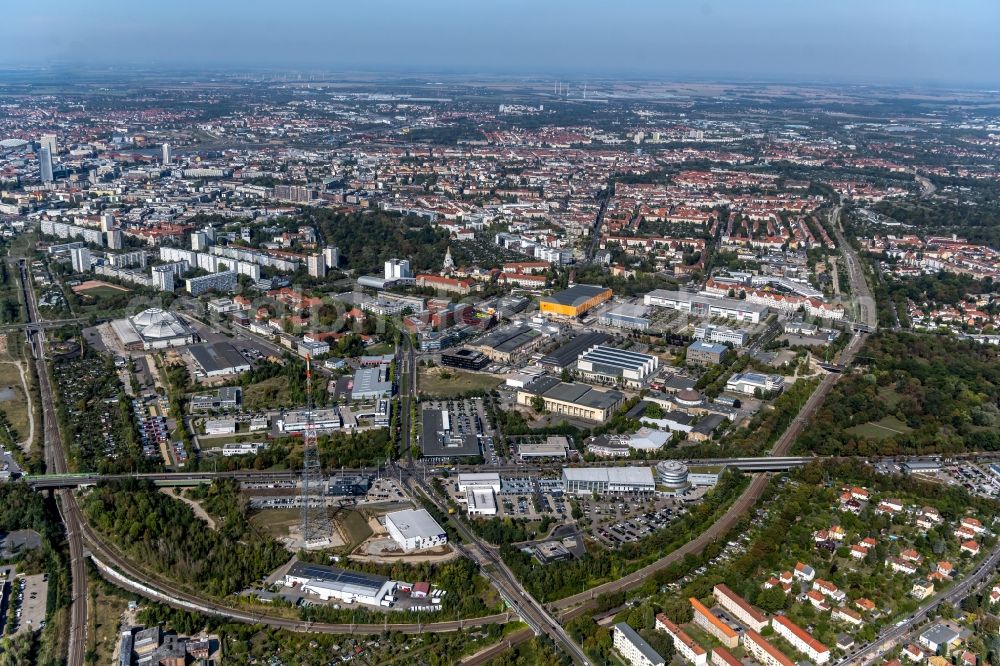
806 590 830 611
961 540 980 556
885 557 918 575
690 598 739 649
911 580 935 600
713 584 768 633
793 562 815 581
771 615 830 664
855 598 876 613
741 630 794 666
960 517 985 534
832 606 864 627
813 579 846 603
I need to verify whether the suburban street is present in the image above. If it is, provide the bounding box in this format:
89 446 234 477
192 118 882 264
841 538 1000 665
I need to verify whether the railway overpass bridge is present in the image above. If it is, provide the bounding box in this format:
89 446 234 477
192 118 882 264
683 456 815 472
21 457 818 489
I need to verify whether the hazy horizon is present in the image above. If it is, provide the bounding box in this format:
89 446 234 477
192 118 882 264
5 0 1000 87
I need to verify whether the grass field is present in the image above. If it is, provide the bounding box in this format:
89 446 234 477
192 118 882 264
249 508 300 539
86 580 130 666
0 360 30 443
365 342 395 356
845 415 913 440
417 367 501 397
250 507 373 546
243 375 290 410
878 387 904 410
336 508 373 546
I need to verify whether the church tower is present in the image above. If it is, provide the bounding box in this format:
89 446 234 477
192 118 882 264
442 246 455 273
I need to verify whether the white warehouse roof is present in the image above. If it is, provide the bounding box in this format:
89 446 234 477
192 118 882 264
457 472 501 491
562 466 655 486
385 508 445 540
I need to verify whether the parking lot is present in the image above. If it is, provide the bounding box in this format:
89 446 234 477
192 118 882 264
423 398 494 462
573 494 691 548
8 573 47 635
922 462 1000 499
443 475 567 519
442 472 710 550
364 478 409 504
595 505 684 547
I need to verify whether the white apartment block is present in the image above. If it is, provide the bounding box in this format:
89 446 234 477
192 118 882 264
613 623 665 666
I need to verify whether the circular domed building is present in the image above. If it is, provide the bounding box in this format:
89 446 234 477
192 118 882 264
112 307 196 350
656 460 690 491
674 388 705 408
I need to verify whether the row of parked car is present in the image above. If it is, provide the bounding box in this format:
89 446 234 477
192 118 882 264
597 507 678 546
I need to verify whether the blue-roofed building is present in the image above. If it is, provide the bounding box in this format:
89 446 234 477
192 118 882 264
118 630 134 666
600 303 651 330
687 340 729 365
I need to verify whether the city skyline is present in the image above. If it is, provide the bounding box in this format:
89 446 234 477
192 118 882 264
4 0 1000 86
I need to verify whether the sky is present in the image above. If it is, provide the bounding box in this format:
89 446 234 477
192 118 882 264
4 0 999 86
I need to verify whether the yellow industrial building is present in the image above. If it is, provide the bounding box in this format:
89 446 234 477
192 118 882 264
538 284 612 318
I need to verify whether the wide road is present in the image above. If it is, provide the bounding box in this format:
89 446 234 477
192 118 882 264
397 334 591 664
398 333 416 464
396 322 590 662
915 172 937 198
0 316 92 333
830 206 877 331
583 183 612 263
20 259 87 666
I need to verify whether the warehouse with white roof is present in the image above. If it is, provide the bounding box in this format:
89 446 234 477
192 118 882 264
283 561 396 606
562 467 656 495
457 472 501 493
466 487 498 516
385 508 448 552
